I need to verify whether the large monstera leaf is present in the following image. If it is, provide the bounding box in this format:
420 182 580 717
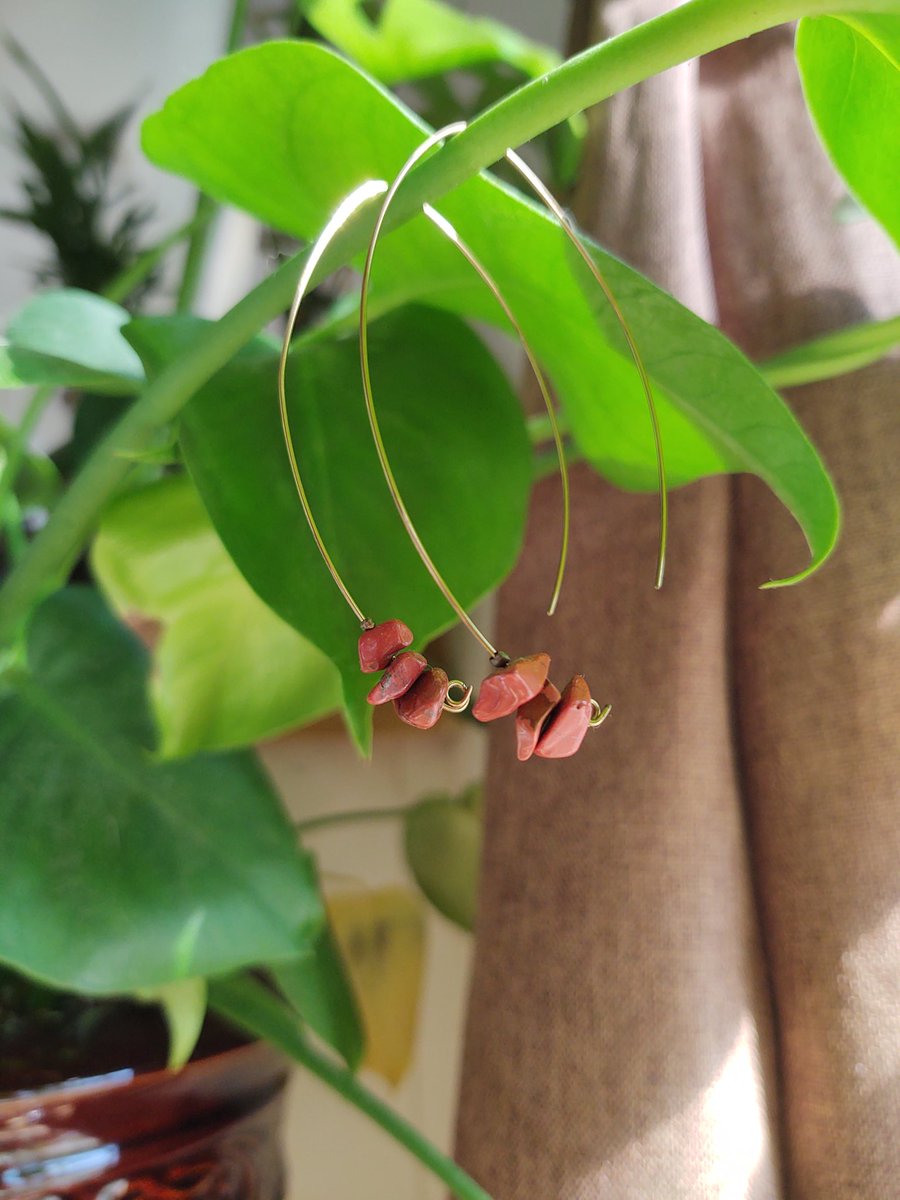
142 40 840 589
124 308 533 752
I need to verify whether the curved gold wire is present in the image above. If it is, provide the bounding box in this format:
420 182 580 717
504 148 668 590
278 178 389 628
589 699 612 728
278 172 567 650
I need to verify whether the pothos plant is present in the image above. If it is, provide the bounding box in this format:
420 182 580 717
0 1 897 1197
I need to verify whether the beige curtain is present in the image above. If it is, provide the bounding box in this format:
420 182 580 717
454 5 899 1198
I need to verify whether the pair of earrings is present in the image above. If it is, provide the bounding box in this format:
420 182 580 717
278 122 666 760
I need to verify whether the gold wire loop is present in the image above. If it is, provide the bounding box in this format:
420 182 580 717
589 699 612 728
443 680 474 713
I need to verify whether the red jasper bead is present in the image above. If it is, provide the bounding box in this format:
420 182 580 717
358 619 413 673
367 651 428 706
394 667 450 730
515 680 562 762
472 652 551 723
534 675 592 759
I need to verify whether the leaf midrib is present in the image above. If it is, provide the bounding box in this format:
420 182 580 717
13 673 311 964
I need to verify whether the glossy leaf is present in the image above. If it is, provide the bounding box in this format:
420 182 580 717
303 0 584 184
91 474 341 758
762 314 900 390
797 16 900 247
124 309 532 753
3 289 145 393
142 41 840 586
404 785 481 931
328 886 425 1085
305 0 557 84
0 587 323 994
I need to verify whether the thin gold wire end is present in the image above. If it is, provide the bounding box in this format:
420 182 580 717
443 680 474 713
589 700 612 728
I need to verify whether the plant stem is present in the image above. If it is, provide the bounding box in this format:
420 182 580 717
0 0 893 639
296 804 410 836
104 213 210 305
209 974 493 1200
176 0 250 313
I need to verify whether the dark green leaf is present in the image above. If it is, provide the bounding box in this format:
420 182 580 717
125 309 532 753
142 41 840 586
797 15 900 247
3 289 145 393
91 474 342 758
0 416 61 510
273 913 364 1069
404 785 481 931
0 587 323 994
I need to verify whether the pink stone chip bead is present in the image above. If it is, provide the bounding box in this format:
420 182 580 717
394 667 450 730
471 652 551 723
534 675 592 759
358 619 413 673
367 651 428 706
515 680 562 762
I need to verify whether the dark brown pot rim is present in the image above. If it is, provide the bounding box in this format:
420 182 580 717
0 1040 290 1198
0 1039 285 1108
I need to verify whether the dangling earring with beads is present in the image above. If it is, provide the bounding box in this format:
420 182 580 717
279 121 665 759
355 122 666 759
277 170 570 736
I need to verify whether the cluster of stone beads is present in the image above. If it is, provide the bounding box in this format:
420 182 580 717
361 619 450 730
471 651 594 761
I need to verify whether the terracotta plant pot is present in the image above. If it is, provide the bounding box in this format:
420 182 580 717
0 1041 289 1199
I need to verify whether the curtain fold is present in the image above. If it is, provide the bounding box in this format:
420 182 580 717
454 6 898 1198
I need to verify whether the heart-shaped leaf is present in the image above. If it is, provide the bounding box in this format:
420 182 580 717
404 785 481 931
91 473 341 758
797 15 900 248
3 289 145 393
124 309 532 753
0 587 323 994
142 40 840 586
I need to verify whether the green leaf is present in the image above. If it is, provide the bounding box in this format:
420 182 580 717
797 15 900 247
135 977 208 1070
142 41 840 586
91 474 341 758
302 0 585 185
305 0 558 85
0 587 323 994
3 289 145 394
273 913 364 1070
404 785 481 931
0 343 22 389
124 309 532 754
0 417 61 510
762 313 900 389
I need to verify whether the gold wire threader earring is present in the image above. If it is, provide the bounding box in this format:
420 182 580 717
358 122 666 760
278 174 573 743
